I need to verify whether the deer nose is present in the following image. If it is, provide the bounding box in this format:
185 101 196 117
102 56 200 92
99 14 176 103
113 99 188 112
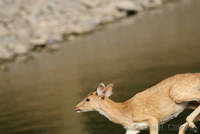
74 107 81 112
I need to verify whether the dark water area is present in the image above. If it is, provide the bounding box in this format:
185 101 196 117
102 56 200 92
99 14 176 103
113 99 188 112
0 0 200 134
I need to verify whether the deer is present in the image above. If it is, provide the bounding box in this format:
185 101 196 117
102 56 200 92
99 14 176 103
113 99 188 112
74 73 200 134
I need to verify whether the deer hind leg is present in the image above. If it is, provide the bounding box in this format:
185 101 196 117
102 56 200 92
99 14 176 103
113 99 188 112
179 114 200 134
170 87 200 132
179 102 200 134
169 77 200 103
170 87 200 103
175 99 200 134
173 94 200 132
169 77 200 134
186 106 200 130
171 93 200 131
179 122 188 134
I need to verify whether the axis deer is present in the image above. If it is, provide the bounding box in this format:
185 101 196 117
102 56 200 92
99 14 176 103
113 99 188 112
74 73 200 134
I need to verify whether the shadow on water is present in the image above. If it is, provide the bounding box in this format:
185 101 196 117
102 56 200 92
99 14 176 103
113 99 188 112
0 0 200 134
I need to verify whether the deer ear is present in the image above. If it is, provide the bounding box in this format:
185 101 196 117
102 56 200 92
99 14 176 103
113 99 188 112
96 83 105 96
105 83 114 97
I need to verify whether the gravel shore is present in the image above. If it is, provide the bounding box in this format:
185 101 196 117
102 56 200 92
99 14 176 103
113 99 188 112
0 0 166 62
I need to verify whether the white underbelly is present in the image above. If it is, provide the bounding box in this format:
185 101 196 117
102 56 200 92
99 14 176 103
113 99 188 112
131 122 149 130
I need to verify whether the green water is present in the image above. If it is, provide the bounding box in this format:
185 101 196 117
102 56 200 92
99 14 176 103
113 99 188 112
0 0 200 134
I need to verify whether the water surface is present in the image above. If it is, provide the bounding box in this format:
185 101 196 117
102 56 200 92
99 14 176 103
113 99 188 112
0 0 200 134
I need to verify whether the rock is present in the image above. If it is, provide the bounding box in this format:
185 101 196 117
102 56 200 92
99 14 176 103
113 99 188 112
137 0 163 8
81 0 102 8
12 44 30 55
68 35 76 41
115 0 143 12
0 0 167 62
0 46 14 60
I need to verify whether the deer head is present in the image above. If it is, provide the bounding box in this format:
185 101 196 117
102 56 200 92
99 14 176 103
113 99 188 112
74 83 114 112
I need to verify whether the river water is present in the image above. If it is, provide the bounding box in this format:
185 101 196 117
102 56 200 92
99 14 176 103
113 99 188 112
0 0 200 134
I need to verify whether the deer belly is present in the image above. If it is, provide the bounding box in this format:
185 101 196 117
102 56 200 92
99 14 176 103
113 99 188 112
160 103 186 124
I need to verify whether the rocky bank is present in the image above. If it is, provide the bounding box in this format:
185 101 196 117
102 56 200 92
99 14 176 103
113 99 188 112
0 0 166 62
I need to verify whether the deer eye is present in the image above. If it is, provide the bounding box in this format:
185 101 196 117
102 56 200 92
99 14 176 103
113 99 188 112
86 98 90 102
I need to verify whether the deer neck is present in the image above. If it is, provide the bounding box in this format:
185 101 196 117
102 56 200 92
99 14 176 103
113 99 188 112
96 98 132 126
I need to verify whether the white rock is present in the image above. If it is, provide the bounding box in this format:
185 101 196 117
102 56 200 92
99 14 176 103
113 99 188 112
115 0 143 12
12 44 29 55
0 46 14 60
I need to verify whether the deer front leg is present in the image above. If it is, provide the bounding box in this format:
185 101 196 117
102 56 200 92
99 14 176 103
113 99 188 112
133 116 159 134
148 117 159 134
186 105 200 130
179 111 200 134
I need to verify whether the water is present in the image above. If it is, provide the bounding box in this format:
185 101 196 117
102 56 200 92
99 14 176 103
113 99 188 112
0 0 200 134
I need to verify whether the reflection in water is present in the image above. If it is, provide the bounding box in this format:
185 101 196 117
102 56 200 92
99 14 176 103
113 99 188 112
0 0 200 134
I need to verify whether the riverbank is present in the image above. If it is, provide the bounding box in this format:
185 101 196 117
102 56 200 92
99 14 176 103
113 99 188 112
0 0 173 62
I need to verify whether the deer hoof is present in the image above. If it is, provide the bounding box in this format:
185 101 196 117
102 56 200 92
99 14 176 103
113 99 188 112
191 126 198 133
186 120 196 131
178 123 187 134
